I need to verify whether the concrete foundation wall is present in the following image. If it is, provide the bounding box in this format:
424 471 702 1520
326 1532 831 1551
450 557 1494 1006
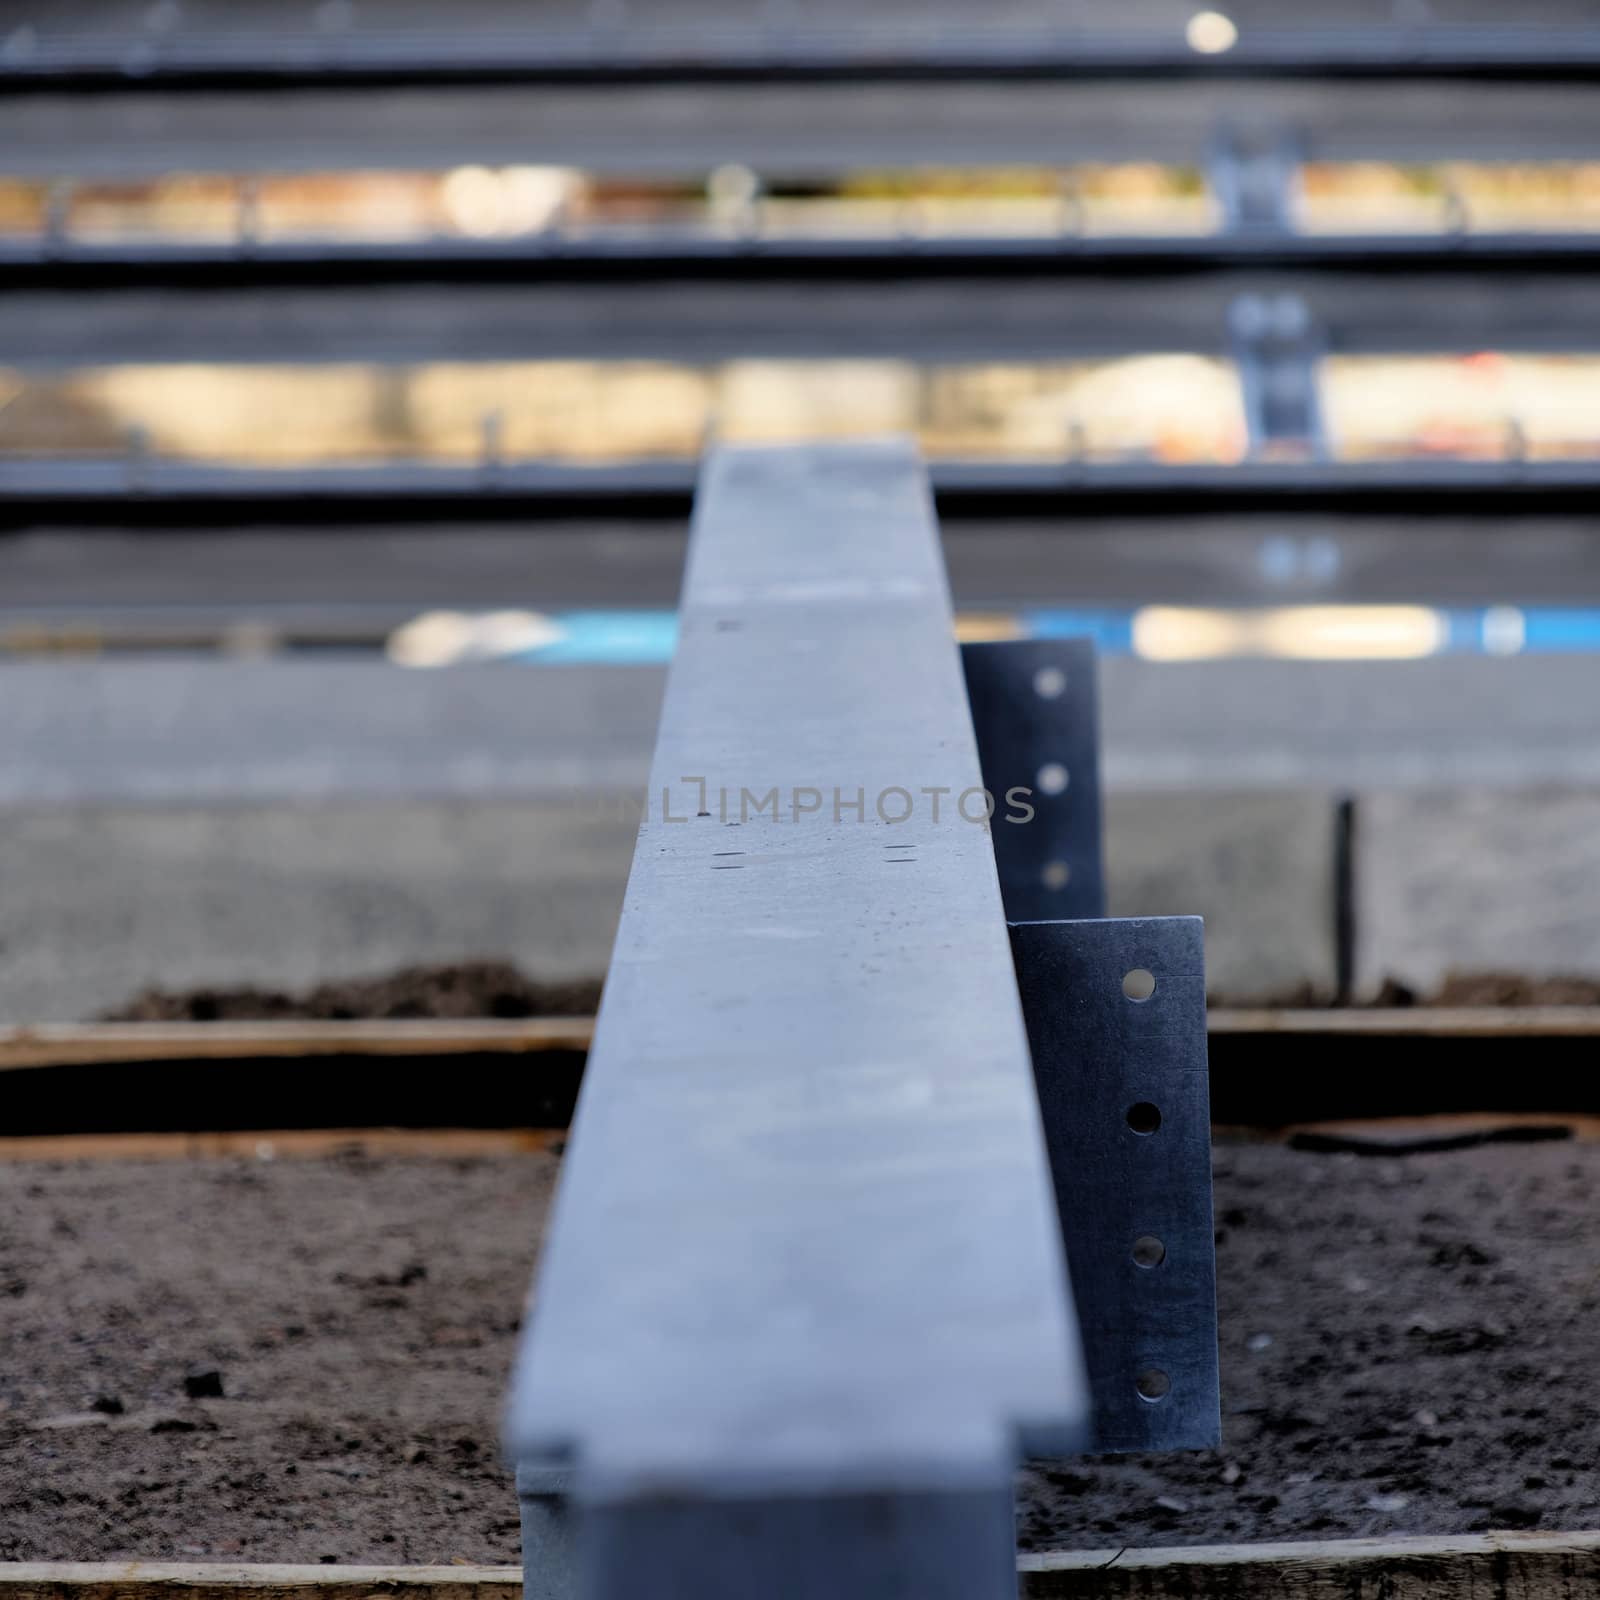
9 784 1600 1018
7 654 1600 808
5 658 1600 1018
0 791 1336 1020
1355 788 1600 995
1106 791 1338 1005
0 801 637 1022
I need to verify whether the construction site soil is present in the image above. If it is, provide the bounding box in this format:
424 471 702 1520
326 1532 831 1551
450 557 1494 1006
3 1138 1595 1560
106 962 604 1023
102 962 1600 1021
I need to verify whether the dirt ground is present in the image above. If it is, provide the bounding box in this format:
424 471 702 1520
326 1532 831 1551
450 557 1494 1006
100 960 1600 1021
1 1139 1595 1561
105 962 604 1023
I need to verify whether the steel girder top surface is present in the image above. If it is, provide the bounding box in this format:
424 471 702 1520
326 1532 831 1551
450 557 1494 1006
505 438 1088 1595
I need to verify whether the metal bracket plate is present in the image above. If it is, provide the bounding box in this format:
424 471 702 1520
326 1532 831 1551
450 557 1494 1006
517 1463 576 1600
961 636 1106 923
1009 915 1220 1455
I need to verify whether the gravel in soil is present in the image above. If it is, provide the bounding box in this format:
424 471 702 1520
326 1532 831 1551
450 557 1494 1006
1 1140 1595 1561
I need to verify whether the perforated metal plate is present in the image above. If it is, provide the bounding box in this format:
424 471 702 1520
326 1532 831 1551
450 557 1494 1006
1009 915 1220 1454
962 637 1106 923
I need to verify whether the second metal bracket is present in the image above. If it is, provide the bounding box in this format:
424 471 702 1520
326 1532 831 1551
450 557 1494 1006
1010 915 1220 1455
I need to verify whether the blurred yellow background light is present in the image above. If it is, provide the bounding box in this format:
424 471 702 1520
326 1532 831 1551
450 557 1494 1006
1134 606 1446 661
440 165 573 238
1185 11 1238 53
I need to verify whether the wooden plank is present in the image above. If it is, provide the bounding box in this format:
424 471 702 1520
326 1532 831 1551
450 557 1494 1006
0 1128 564 1162
1275 1111 1600 1147
1208 1006 1600 1037
0 1568 523 1600
3 1115 1593 1165
4 1009 1597 1150
1021 1530 1600 1597
5 1008 1600 1077
4 1534 1598 1600
0 1019 595 1073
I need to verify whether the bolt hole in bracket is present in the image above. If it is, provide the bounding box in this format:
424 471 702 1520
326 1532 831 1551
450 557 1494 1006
964 636 1219 1454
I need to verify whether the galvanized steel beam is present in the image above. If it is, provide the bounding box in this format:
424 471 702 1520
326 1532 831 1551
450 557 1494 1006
506 439 1088 1599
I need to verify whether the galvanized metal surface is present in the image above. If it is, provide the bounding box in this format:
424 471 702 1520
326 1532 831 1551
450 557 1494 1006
506 439 1087 1592
962 637 1106 923
516 1465 575 1600
1009 915 1220 1454
579 1483 1018 1600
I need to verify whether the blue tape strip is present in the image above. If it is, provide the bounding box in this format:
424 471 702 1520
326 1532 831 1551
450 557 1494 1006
512 611 681 664
500 606 1600 664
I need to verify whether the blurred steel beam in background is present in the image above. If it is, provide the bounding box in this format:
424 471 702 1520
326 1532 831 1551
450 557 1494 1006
12 457 1600 526
16 22 1600 89
19 229 1600 286
8 275 1600 367
8 82 1600 177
